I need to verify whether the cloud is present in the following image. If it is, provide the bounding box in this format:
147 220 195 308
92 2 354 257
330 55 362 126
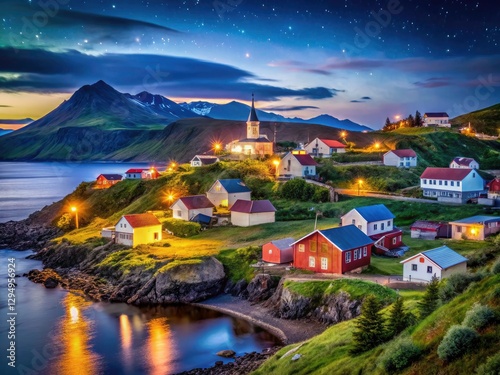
268 60 331 76
361 96 372 100
413 77 452 88
0 48 342 101
350 100 363 103
261 105 320 111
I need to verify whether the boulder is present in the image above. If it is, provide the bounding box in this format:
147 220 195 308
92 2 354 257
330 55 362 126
44 277 59 289
246 274 278 303
216 350 236 358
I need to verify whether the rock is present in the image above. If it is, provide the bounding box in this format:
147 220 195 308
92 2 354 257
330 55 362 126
44 277 59 288
215 361 224 366
291 354 301 361
217 350 236 358
232 279 249 298
246 274 279 303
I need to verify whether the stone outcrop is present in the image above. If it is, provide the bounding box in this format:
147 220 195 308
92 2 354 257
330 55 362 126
246 274 279 303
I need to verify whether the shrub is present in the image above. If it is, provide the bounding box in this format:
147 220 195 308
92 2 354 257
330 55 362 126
492 259 500 275
439 272 483 302
437 325 478 361
56 213 72 231
162 218 201 237
476 352 500 375
351 295 386 354
380 337 421 372
462 303 495 331
418 276 440 318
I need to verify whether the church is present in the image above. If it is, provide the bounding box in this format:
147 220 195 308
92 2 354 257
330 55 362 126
226 95 273 156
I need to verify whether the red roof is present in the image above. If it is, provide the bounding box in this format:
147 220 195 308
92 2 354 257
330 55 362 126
420 167 473 181
389 149 416 158
320 139 346 148
452 157 476 166
293 154 318 166
369 228 402 240
125 168 146 173
230 199 276 213
122 213 161 228
176 195 214 210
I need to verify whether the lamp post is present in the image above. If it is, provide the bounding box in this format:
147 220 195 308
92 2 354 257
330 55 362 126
272 159 280 178
213 143 222 155
357 179 363 196
71 206 79 229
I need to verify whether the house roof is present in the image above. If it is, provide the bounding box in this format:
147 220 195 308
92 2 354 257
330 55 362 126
125 168 146 174
269 237 295 250
410 220 446 230
369 228 403 240
401 246 467 269
424 112 449 117
420 167 474 181
388 149 417 158
486 178 500 191
214 179 252 193
449 215 500 224
190 213 213 224
174 195 214 210
192 155 219 164
98 174 123 181
121 213 161 228
291 225 373 251
230 199 276 213
292 153 318 166
452 157 477 166
237 137 271 143
319 139 346 148
352 204 395 222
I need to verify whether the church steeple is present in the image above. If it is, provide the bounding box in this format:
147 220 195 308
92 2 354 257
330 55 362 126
246 93 260 139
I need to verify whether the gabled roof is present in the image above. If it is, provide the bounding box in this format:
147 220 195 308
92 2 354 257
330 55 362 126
292 225 373 251
121 213 161 228
230 199 276 213
269 237 295 250
292 153 318 166
98 174 123 181
125 168 146 174
319 139 346 148
237 136 271 143
192 155 219 165
449 215 500 224
451 157 477 166
401 246 467 269
173 195 214 210
190 213 213 224
212 179 252 193
247 94 259 122
420 167 475 181
410 220 446 230
388 149 417 158
351 204 395 222
424 112 449 117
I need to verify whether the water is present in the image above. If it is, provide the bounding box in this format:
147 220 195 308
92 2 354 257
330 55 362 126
0 161 157 223
0 162 280 374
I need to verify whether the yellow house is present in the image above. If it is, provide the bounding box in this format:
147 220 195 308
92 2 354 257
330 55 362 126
449 215 500 241
114 213 162 247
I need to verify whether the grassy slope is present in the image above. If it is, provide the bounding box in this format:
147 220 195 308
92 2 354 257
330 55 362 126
451 102 500 136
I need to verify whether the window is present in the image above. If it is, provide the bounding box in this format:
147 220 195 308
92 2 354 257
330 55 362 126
381 223 385 230
345 251 351 263
358 225 362 230
451 181 454 186
268 249 272 254
374 224 378 230
399 235 402 242
298 244 305 252
352 219 356 225
310 240 317 252
124 224 127 228
392 237 397 245
456 226 462 233
412 264 417 271
433 180 437 185
177 210 182 217
354 249 358 260
387 220 391 227
423 179 427 184
439 180 442 185
321 243 328 253
309 256 316 268
473 173 476 178
321 257 328 270
363 246 368 257
457 181 460 187
154 232 159 240
427 266 433 273
444 181 448 186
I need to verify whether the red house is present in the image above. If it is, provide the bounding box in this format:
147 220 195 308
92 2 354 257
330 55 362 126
95 174 123 189
291 225 374 274
262 237 294 264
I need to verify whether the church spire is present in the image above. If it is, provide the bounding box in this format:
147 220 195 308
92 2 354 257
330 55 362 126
247 93 259 122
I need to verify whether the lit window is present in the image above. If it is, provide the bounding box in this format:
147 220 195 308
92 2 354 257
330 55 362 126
268 249 272 254
298 244 305 252
321 243 328 253
310 241 317 252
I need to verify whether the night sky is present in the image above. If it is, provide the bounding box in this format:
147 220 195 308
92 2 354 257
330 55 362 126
1 0 499 127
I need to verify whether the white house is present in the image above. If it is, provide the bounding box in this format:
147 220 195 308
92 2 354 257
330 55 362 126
230 199 276 227
401 246 467 282
423 112 451 127
170 195 215 221
341 204 403 254
304 138 346 157
113 213 162 247
278 152 318 178
190 155 220 167
420 167 485 203
450 157 479 170
383 149 417 167
206 179 251 208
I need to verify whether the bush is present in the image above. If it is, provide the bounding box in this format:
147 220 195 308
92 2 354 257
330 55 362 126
440 272 484 302
462 303 495 331
380 337 421 372
56 213 72 231
162 218 201 237
437 325 478 361
492 259 500 275
476 352 500 375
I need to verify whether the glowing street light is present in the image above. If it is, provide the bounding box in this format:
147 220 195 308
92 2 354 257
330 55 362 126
272 159 280 177
213 142 222 155
71 206 79 229
374 142 380 150
340 130 347 139
357 179 363 196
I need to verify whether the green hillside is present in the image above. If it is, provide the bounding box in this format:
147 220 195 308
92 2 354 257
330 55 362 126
451 102 500 136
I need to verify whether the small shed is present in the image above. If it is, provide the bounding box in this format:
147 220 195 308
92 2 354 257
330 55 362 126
410 221 451 240
262 237 294 264
401 246 467 282
96 174 123 189
229 199 276 227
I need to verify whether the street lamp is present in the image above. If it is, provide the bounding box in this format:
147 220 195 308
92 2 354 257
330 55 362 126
272 159 280 177
71 206 79 229
357 179 363 196
213 142 222 155
340 130 347 140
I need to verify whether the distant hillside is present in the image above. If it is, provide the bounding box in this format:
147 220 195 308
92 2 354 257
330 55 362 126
451 102 500 135
180 100 372 132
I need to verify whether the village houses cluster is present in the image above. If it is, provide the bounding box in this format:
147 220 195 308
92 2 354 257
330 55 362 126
97 101 500 284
